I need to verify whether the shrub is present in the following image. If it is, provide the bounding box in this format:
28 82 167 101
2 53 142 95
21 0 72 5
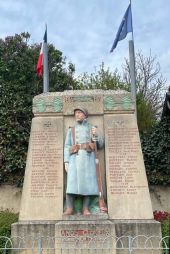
141 117 170 185
0 211 18 249
153 210 169 222
153 210 170 252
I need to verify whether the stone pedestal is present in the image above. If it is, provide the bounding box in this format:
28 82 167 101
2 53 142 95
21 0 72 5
11 219 162 254
55 218 116 254
115 220 162 254
11 220 56 238
11 221 56 254
115 219 161 237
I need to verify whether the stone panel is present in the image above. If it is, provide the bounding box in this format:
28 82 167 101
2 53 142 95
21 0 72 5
104 93 134 112
115 220 161 254
11 221 55 254
19 117 64 220
55 220 116 254
104 114 153 219
63 93 103 115
33 93 63 114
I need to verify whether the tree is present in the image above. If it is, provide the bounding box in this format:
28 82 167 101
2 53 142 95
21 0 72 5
77 62 127 90
0 32 77 185
123 51 167 131
48 45 76 91
76 59 167 132
136 92 156 132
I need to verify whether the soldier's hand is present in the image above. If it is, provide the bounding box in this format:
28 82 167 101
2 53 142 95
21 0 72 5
91 127 99 141
91 127 98 136
65 162 69 172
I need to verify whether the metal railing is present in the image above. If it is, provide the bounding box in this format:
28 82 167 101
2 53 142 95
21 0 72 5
0 235 169 253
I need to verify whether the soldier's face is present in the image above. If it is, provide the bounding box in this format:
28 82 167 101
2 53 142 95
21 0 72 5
75 110 86 122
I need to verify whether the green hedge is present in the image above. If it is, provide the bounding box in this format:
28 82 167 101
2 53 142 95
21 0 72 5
0 211 18 249
141 117 170 185
0 32 77 186
161 218 170 252
162 218 170 238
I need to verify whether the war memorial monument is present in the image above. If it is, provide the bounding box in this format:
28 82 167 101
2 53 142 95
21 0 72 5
11 89 162 253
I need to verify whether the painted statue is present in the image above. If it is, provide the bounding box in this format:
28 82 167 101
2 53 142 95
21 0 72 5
64 107 106 215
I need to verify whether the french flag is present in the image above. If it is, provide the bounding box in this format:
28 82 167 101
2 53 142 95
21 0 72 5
37 28 47 77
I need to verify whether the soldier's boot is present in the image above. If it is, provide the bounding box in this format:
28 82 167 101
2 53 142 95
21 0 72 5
64 207 73 215
83 208 91 215
83 196 91 215
64 194 74 215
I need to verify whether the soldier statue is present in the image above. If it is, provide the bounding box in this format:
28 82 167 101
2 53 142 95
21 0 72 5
64 107 104 215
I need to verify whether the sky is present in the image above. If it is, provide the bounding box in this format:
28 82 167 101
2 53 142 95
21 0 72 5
1 0 170 86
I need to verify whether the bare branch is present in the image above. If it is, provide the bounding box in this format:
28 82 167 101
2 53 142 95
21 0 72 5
123 50 167 118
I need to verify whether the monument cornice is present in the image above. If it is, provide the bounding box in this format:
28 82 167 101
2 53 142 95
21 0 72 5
33 89 135 115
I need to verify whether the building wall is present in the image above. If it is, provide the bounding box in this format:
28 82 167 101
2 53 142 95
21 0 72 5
0 185 21 213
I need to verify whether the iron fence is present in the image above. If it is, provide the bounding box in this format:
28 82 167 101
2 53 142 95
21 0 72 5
0 235 169 254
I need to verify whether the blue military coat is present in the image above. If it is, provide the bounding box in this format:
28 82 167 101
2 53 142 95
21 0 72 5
64 120 104 195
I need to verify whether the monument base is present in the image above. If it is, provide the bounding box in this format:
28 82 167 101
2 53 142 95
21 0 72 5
114 219 162 254
114 219 161 236
55 219 116 254
11 219 162 254
11 221 56 237
11 221 56 254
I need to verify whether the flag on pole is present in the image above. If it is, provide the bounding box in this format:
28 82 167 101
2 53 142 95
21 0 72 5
36 28 47 77
110 4 132 52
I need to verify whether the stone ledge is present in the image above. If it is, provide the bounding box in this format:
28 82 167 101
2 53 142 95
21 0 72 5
62 213 109 220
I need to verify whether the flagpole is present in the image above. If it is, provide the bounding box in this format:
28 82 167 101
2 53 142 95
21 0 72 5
129 0 137 116
130 0 134 41
43 24 49 93
110 2 137 116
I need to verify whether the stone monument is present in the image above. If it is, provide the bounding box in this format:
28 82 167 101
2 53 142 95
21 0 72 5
11 90 161 253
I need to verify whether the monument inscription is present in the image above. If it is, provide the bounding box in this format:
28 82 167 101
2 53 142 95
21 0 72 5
63 94 103 115
19 117 64 220
30 128 62 198
55 221 116 254
107 127 144 196
105 114 153 219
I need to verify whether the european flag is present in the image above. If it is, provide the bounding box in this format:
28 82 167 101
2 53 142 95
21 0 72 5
110 4 132 52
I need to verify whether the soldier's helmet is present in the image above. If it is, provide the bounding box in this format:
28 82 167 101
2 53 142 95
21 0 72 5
74 107 88 118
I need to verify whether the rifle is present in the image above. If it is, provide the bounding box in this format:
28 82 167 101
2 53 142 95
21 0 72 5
93 132 108 213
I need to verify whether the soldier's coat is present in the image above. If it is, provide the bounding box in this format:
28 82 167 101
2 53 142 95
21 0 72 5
64 120 104 195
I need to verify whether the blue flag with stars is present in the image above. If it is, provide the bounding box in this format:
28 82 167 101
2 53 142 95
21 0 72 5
110 4 132 52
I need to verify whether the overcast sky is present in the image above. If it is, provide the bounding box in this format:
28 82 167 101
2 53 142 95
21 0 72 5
1 0 170 86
